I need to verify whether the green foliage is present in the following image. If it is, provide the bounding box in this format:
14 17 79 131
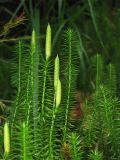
98 86 120 160
2 25 80 159
91 54 104 93
68 133 82 160
1 3 120 158
10 122 33 160
89 149 103 160
106 63 116 94
60 29 79 143
0 1 120 160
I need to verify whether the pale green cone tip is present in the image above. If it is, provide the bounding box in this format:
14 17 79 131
54 55 60 90
56 79 62 107
45 23 51 60
31 29 36 52
4 122 10 154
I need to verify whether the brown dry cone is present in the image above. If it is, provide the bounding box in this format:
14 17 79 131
75 90 83 102
87 92 95 101
69 91 84 121
69 103 83 121
62 142 72 160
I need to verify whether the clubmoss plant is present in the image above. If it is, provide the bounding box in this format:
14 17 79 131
68 133 82 160
1 24 120 160
106 63 116 94
89 149 103 160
